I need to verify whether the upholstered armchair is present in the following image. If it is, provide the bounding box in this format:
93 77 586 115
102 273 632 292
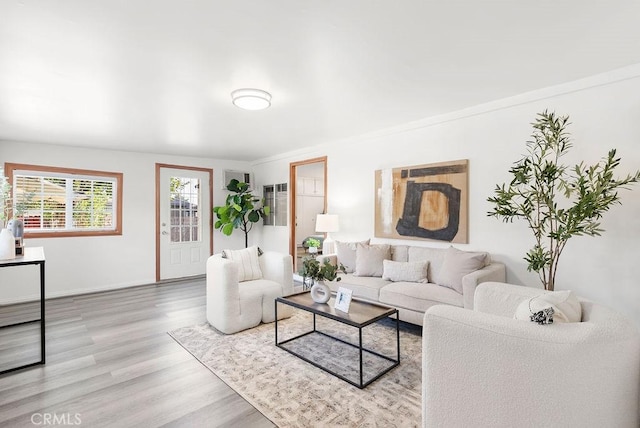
206 247 294 334
422 282 640 428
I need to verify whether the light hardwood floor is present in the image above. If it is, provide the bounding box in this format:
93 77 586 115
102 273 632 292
0 279 275 428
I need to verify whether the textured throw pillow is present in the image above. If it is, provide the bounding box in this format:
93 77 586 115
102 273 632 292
221 245 263 282
335 239 370 273
437 246 488 294
353 244 391 277
382 259 429 283
514 290 582 324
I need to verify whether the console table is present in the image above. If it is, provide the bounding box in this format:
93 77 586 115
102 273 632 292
0 247 46 375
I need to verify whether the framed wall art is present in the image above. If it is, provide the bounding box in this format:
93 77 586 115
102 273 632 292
375 159 468 243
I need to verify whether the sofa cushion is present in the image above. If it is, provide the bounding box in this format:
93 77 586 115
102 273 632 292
354 244 391 277
335 239 370 273
326 274 392 301
382 259 428 283
407 246 446 283
221 246 262 282
437 246 488 293
380 281 464 312
390 245 409 262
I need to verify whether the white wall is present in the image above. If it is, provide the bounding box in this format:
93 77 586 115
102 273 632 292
0 142 250 301
253 66 640 327
2 66 638 327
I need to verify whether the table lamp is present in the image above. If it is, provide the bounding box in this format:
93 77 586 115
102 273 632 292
315 214 339 254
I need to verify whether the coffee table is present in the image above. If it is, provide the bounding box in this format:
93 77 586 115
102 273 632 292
275 291 400 389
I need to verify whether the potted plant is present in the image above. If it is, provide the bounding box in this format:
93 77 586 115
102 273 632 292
299 256 347 303
213 179 270 248
0 168 16 260
0 168 11 227
305 237 321 254
487 110 640 291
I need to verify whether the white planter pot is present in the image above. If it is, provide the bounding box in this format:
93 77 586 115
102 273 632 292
0 228 16 260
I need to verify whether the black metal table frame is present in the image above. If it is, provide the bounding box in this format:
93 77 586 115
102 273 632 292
275 297 400 389
0 256 46 375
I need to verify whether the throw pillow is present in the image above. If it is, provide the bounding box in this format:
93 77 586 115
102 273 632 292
221 245 263 282
382 259 429 283
514 290 582 324
222 246 264 257
353 244 391 277
437 246 488 294
335 239 370 273
390 245 409 262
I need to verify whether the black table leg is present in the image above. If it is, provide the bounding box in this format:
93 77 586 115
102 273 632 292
40 261 45 364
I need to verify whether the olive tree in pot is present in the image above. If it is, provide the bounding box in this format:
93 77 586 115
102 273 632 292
213 179 270 248
487 110 640 291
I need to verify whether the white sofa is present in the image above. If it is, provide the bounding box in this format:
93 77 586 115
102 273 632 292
206 249 294 334
320 242 506 325
422 282 640 427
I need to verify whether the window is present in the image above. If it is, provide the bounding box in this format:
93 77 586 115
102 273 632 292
169 176 201 243
263 183 287 226
5 163 123 238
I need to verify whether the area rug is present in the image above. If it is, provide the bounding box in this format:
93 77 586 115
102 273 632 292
168 311 422 427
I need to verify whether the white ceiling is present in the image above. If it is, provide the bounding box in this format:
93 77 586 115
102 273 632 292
1 1 640 161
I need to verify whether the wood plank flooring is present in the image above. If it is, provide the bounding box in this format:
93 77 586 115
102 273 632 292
0 279 275 428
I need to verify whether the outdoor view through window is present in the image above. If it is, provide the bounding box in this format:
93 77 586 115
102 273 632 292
169 176 200 243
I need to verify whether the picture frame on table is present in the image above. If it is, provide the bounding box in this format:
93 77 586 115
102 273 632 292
334 287 353 313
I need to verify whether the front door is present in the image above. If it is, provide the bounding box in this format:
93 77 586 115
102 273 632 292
158 166 212 280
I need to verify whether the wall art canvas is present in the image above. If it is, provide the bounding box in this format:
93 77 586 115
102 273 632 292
375 159 468 243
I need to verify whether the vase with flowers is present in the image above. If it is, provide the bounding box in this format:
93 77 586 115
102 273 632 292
299 256 347 303
0 168 16 260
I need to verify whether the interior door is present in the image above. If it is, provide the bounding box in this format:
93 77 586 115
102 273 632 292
296 195 324 244
158 166 212 280
290 158 327 271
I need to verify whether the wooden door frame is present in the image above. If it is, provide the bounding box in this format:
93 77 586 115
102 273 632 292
155 163 214 282
289 156 328 263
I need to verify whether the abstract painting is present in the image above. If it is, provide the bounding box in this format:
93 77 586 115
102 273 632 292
375 160 468 243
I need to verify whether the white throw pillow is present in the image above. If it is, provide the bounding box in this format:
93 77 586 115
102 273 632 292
437 246 488 294
514 290 582 324
221 246 263 282
335 239 370 273
382 259 429 283
353 244 390 277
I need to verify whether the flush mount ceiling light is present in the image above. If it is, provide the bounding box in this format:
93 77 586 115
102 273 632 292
231 88 271 111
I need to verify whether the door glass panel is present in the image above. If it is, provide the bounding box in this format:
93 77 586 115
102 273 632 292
169 176 201 243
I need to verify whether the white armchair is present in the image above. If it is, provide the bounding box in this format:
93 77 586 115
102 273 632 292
422 282 640 428
206 251 294 334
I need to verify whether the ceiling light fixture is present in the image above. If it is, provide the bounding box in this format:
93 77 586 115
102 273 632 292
231 88 271 111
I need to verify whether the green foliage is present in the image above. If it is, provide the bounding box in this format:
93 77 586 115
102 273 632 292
0 168 11 224
169 177 187 194
305 237 321 248
213 179 270 248
487 110 640 290
72 180 113 228
299 256 347 283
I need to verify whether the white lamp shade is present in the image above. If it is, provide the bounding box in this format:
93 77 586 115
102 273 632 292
231 88 271 110
315 214 339 233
